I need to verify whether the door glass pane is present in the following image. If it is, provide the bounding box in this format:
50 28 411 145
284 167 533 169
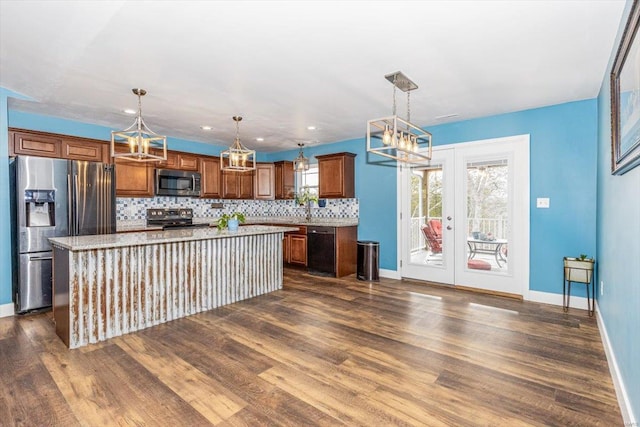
465 159 509 273
410 165 445 267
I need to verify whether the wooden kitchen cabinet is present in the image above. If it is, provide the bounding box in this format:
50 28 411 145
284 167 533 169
10 130 62 158
62 138 105 162
317 152 356 198
199 156 221 198
255 163 275 200
283 225 307 267
221 170 255 199
154 150 199 171
274 160 295 199
113 145 154 197
9 128 111 162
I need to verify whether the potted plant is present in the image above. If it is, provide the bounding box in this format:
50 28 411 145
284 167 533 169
295 188 318 206
217 212 246 231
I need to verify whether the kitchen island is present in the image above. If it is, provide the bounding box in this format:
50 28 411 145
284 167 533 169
49 225 296 349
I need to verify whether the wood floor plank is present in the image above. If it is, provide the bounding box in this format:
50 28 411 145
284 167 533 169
115 334 247 423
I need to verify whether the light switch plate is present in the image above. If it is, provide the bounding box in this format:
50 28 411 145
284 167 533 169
536 198 550 208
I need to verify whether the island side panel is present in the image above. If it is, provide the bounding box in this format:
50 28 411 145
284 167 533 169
52 246 70 347
67 232 283 348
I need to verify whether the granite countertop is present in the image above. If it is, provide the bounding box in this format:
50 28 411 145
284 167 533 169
116 216 358 233
50 225 298 251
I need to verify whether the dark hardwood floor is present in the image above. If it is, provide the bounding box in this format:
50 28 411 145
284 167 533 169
0 269 622 426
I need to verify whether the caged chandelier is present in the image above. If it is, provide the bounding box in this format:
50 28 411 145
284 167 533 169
111 88 167 162
221 116 256 172
366 71 432 163
293 143 310 171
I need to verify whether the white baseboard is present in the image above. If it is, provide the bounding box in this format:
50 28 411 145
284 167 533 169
525 290 590 310
0 302 15 318
379 268 401 280
596 301 637 426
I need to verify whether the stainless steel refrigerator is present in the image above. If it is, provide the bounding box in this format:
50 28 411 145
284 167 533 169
10 156 116 313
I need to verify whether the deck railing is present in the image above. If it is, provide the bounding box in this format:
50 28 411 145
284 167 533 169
410 216 509 252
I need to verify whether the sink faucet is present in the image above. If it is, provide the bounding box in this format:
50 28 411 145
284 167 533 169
305 200 312 222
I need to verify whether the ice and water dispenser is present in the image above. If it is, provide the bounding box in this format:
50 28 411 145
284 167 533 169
24 189 56 227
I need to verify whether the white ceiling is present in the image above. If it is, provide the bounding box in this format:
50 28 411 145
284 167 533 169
0 0 626 152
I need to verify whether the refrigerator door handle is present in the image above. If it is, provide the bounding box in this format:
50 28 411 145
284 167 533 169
29 255 53 261
67 174 74 235
74 174 80 235
67 174 79 236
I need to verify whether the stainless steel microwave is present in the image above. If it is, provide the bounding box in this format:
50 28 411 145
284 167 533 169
155 169 201 197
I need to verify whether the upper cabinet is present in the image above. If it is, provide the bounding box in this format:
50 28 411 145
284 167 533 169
200 156 221 198
154 150 199 171
221 170 254 199
113 145 154 197
317 152 356 198
9 128 106 162
255 163 275 200
274 160 295 199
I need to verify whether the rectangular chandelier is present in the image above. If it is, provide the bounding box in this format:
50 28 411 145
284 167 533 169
367 115 432 162
366 71 432 164
220 116 256 172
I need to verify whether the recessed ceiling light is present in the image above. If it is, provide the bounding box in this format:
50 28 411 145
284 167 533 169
256 137 264 142
123 108 136 115
200 125 212 131
307 126 316 131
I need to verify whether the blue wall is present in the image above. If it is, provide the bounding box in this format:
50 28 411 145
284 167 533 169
427 100 598 296
1 89 31 305
596 0 639 420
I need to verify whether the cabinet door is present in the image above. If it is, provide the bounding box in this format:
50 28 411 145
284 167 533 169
62 139 105 162
178 153 199 171
275 161 295 199
200 157 221 198
114 146 154 197
317 153 355 198
11 131 62 158
155 151 178 169
221 170 239 198
238 171 255 199
255 163 275 200
283 234 291 264
289 234 307 266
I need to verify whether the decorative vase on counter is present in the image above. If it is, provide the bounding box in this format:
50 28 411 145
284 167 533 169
228 219 239 232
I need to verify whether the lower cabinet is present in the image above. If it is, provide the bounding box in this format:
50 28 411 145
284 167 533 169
283 225 307 267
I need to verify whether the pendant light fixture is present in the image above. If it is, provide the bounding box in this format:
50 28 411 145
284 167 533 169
221 116 256 172
366 71 432 163
111 88 167 162
293 143 310 171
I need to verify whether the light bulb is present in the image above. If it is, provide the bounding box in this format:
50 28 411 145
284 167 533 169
412 137 418 152
391 132 398 147
398 132 406 149
128 137 136 153
382 125 392 145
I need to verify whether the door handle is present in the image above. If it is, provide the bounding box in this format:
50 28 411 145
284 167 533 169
30 256 52 261
447 226 452 230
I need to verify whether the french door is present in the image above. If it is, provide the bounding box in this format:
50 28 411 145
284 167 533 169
399 135 529 296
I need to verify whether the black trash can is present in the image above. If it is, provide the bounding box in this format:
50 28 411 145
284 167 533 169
357 240 379 281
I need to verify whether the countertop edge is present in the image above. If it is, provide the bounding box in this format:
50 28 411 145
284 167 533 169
50 225 298 251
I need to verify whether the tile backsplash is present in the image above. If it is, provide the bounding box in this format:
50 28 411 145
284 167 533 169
116 197 359 221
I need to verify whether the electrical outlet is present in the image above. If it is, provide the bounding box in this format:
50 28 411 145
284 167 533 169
536 197 550 208
600 280 604 296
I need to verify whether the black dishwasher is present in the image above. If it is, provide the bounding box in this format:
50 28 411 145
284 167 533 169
307 226 336 276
